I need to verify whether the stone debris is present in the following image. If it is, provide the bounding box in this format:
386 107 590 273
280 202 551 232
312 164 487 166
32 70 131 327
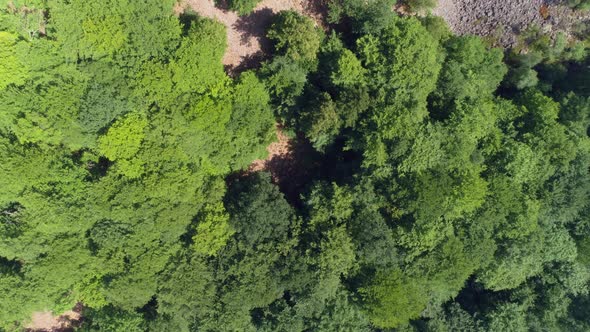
433 0 590 47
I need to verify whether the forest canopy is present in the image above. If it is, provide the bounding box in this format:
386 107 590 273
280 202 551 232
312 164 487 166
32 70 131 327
0 0 589 331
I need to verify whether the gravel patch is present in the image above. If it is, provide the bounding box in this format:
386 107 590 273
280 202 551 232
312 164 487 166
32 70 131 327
433 0 590 47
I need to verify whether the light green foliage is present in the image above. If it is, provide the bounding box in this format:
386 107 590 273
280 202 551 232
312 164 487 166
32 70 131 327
331 48 366 88
193 203 235 256
227 71 276 169
0 39 87 147
0 1 276 328
98 111 147 178
170 18 228 96
268 11 323 65
357 17 441 154
361 268 428 328
0 31 28 89
358 17 441 105
319 226 356 280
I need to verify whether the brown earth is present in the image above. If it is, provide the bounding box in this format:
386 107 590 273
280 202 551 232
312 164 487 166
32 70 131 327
26 304 82 332
248 124 292 173
176 0 327 73
245 125 320 205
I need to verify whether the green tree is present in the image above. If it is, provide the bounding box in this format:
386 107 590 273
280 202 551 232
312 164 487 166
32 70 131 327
360 268 428 328
98 111 148 178
268 11 323 66
225 0 262 15
431 36 507 113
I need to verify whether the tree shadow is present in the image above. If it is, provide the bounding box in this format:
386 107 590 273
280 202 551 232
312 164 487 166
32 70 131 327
179 9 199 35
225 51 269 76
263 134 321 208
222 8 275 76
301 0 330 28
225 133 321 208
225 1 330 75
234 7 274 49
213 0 231 11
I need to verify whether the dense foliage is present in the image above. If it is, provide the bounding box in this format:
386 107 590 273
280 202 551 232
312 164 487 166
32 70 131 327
223 0 262 15
0 0 589 331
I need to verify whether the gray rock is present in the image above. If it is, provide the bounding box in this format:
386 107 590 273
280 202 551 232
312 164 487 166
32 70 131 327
432 0 590 47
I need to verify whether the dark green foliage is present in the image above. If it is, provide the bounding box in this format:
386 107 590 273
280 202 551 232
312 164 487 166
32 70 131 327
260 55 309 120
419 15 452 42
225 0 262 15
431 36 507 113
328 0 397 35
506 28 588 91
79 306 145 332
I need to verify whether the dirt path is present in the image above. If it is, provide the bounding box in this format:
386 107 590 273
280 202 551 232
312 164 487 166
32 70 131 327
176 0 326 72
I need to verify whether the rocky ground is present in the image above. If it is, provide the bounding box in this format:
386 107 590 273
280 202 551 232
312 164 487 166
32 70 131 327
433 0 590 47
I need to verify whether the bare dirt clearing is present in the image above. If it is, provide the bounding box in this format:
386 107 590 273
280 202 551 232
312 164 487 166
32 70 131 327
26 305 82 332
177 0 326 73
242 125 319 205
176 0 327 193
248 125 292 173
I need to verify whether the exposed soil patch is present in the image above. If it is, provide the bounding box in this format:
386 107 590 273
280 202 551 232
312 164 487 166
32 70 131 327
249 124 292 173
175 0 329 200
232 125 319 205
26 304 82 332
6 1 46 37
433 0 590 47
177 0 327 74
